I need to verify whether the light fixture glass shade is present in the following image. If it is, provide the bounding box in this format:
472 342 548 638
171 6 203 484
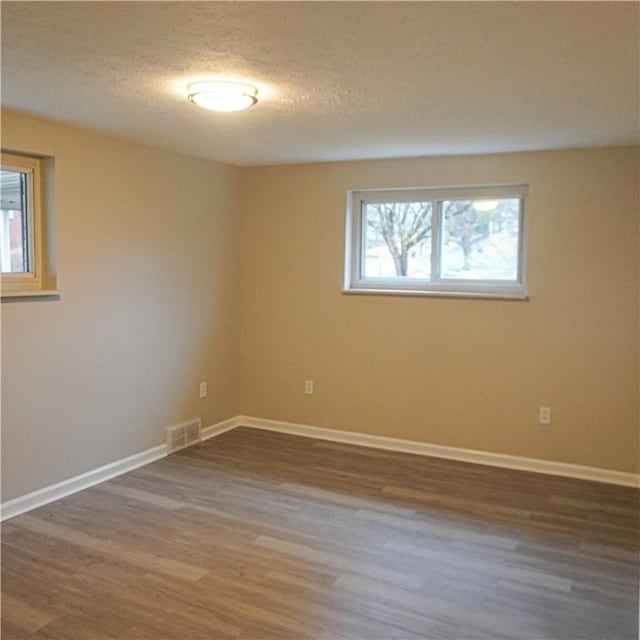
187 81 258 112
473 200 499 212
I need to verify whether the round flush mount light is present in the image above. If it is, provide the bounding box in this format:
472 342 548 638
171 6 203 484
473 200 499 212
187 81 258 112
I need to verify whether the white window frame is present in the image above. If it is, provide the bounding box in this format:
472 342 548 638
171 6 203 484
1 152 43 293
344 184 528 299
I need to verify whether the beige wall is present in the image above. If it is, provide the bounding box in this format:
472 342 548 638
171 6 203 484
239 147 640 474
1 110 241 501
2 111 638 504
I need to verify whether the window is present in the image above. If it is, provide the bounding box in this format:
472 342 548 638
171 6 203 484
1 152 44 293
345 184 527 298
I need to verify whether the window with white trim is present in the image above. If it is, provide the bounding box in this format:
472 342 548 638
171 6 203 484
344 185 527 298
1 152 44 293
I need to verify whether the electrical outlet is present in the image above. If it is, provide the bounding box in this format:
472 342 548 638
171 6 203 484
305 380 314 395
539 406 551 424
199 381 207 398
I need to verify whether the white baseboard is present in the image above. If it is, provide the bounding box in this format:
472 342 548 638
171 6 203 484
201 416 242 441
3 414 636 522
0 444 167 522
237 415 640 488
0 416 241 521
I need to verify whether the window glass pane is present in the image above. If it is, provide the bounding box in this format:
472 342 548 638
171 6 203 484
362 201 432 278
440 198 520 280
0 169 28 273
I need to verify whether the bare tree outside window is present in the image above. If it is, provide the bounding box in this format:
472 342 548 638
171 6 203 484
363 202 432 277
441 199 520 280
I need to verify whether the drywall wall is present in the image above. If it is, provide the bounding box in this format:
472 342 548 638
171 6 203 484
2 113 637 504
239 147 640 474
1 110 241 501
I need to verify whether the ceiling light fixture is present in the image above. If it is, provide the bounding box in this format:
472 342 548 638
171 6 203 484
187 81 258 112
473 200 498 212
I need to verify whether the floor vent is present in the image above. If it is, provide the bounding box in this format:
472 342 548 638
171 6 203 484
166 419 202 454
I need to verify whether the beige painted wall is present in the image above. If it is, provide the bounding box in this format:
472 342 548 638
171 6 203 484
1 110 241 501
2 111 638 504
239 147 640 474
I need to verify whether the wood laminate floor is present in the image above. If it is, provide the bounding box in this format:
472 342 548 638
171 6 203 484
1 427 638 640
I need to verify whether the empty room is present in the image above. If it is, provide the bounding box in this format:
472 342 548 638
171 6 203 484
1 2 638 639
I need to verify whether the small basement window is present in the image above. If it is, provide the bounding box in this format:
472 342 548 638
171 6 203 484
1 152 46 294
344 184 528 298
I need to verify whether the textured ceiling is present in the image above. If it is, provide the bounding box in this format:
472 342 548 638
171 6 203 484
1 1 638 166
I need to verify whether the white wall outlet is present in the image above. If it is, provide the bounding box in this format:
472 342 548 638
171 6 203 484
539 406 551 424
305 380 314 395
199 381 207 399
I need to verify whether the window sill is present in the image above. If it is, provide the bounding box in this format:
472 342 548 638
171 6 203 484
342 288 528 301
1 289 60 301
